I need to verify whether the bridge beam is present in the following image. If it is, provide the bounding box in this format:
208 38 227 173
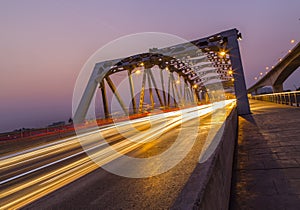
226 30 251 115
248 42 300 94
128 70 137 114
73 64 102 123
100 80 109 118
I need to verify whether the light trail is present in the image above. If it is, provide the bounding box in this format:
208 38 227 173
0 100 235 209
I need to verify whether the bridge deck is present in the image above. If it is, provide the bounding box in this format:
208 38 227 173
230 99 300 209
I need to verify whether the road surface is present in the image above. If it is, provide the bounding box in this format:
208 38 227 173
0 100 235 209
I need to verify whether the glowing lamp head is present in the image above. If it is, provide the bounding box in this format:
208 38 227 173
219 51 226 57
135 69 141 75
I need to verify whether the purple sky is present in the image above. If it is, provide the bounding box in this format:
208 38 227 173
0 0 299 132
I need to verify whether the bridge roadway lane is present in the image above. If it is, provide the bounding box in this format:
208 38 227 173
0 100 235 209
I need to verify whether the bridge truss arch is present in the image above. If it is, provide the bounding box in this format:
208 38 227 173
73 29 249 123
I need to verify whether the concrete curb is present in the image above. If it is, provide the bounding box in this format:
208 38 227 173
172 107 238 210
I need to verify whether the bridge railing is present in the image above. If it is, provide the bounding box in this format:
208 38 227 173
250 90 300 107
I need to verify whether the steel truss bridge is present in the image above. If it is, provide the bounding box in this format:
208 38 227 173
0 29 251 209
74 28 250 123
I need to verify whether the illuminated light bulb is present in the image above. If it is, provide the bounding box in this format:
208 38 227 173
291 39 295 44
255 77 258 80
288 50 292 53
272 66 274 69
176 80 180 84
219 51 226 57
231 78 235 82
193 84 198 89
265 66 269 70
260 72 263 75
140 62 144 66
165 66 169 71
135 70 141 75
228 70 233 75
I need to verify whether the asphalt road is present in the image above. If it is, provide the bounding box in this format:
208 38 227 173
0 100 235 209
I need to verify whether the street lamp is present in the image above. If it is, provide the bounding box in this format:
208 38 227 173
219 51 226 57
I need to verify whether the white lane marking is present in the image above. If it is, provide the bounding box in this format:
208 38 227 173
0 100 235 185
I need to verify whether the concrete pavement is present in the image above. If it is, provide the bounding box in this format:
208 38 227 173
230 99 300 209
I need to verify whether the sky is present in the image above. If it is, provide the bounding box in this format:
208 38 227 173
0 0 299 132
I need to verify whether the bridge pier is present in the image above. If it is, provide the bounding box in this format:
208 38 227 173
273 84 283 93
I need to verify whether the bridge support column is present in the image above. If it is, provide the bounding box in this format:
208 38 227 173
227 30 251 115
100 80 109 119
73 64 102 123
273 84 283 93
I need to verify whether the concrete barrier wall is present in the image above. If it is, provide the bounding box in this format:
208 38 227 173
172 107 238 210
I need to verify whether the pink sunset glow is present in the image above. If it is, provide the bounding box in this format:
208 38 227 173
0 0 299 132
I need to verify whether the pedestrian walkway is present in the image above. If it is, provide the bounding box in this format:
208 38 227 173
230 99 300 209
